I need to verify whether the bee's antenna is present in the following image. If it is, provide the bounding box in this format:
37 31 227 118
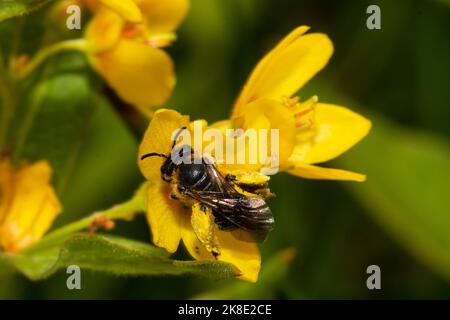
140 153 168 160
172 126 187 149
141 126 187 161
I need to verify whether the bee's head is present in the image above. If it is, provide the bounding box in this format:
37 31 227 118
160 157 176 182
159 144 192 182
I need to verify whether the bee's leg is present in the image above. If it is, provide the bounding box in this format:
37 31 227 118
248 185 275 199
225 174 237 182
191 203 221 258
208 219 220 259
225 170 274 199
170 181 186 200
225 170 269 184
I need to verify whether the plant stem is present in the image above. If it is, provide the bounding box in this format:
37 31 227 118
11 82 46 162
0 82 13 152
0 51 14 152
16 38 88 80
27 182 149 251
8 17 24 71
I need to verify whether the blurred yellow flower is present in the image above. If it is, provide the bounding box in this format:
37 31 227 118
138 109 260 282
84 0 189 114
0 159 62 253
229 26 372 181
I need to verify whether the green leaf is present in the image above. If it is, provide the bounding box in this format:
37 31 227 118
0 234 239 281
193 248 295 299
17 73 94 189
0 0 51 22
337 115 450 281
413 1 450 135
58 93 141 223
15 69 141 223
433 0 450 8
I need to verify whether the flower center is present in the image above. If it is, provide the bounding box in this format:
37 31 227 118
122 23 141 38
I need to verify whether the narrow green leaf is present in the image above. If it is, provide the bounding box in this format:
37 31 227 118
433 0 450 8
338 115 450 281
0 0 51 22
0 234 238 281
414 2 450 135
301 81 450 282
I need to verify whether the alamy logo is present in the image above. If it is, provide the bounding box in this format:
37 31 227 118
366 265 381 290
366 5 381 30
66 4 81 30
66 265 81 290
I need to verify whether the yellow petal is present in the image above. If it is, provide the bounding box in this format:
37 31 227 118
100 0 142 23
146 181 184 253
0 159 14 225
289 103 372 164
135 0 190 35
235 98 296 170
233 26 309 116
181 213 261 282
138 109 190 181
28 187 61 243
0 160 62 252
288 164 366 182
233 27 333 116
208 119 232 133
83 0 101 12
231 111 270 173
91 38 175 108
85 8 123 53
252 32 333 100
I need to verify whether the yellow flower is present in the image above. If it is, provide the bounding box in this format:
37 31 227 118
0 159 62 252
138 109 260 282
84 0 189 113
137 27 371 282
229 26 371 181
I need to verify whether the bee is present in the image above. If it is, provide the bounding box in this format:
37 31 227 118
140 127 275 243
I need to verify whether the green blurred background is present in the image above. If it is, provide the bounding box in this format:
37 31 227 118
1 0 450 299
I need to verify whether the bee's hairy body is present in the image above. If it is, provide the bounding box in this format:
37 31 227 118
165 154 262 232
140 127 275 244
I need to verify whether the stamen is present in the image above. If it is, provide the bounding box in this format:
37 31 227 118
295 119 313 128
294 95 318 117
148 33 177 48
282 96 300 108
294 96 318 128
122 24 140 39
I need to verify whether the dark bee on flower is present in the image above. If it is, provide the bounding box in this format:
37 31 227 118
140 127 275 243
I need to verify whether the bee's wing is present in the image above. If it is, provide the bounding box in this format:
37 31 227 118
203 163 236 195
224 195 275 242
183 189 275 243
